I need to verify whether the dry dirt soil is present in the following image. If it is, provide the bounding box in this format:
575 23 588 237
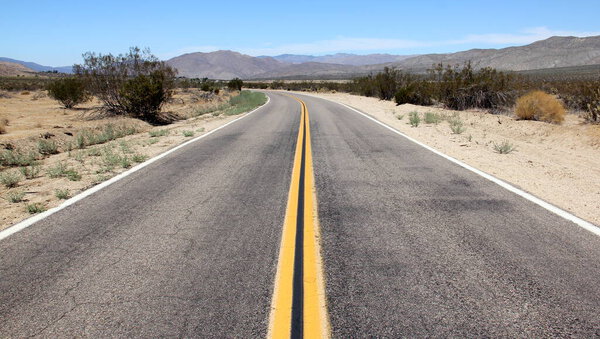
302 91 600 226
0 89 244 229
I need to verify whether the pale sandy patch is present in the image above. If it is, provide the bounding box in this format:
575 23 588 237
303 92 600 226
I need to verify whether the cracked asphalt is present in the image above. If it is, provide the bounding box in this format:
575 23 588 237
0 93 299 337
2 92 600 337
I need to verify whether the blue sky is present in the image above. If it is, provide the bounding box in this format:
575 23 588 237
2 0 600 66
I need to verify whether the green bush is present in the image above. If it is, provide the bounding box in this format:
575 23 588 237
227 78 243 91
394 82 433 106
46 77 90 108
429 62 515 110
74 47 176 124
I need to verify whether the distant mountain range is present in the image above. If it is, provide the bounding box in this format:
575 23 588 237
0 57 72 74
166 35 600 79
3 35 600 80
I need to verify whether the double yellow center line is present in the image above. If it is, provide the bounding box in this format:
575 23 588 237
268 97 330 339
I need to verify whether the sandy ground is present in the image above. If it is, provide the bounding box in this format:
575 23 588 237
301 92 600 226
0 89 245 230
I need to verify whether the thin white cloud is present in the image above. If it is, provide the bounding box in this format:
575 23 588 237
160 45 220 59
165 27 600 57
238 37 430 56
451 27 600 45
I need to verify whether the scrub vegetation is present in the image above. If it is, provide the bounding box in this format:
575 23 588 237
246 62 600 125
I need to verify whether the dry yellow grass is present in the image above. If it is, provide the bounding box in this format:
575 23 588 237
515 90 566 124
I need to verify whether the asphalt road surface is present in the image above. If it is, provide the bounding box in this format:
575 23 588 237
1 92 600 337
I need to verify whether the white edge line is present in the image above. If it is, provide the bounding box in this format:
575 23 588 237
0 95 271 242
297 92 600 237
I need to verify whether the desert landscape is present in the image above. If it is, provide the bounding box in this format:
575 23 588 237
302 91 600 225
0 88 262 229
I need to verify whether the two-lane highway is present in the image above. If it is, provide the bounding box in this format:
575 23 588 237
1 91 600 337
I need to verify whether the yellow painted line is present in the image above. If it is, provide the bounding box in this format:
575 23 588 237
268 96 330 338
267 102 304 338
301 101 331 338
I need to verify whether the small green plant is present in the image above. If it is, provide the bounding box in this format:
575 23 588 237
132 154 148 163
37 139 59 155
148 129 169 137
148 138 159 145
424 112 441 124
87 147 102 156
182 130 194 137
26 203 46 214
449 118 467 134
19 162 41 179
119 141 134 154
196 127 206 133
0 170 21 188
396 114 404 120
119 156 131 169
6 190 25 203
47 162 68 178
0 149 37 167
55 188 71 199
409 111 420 127
65 169 82 181
493 140 516 154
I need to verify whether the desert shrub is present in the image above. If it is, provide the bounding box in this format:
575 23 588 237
493 140 516 154
227 78 243 91
0 149 37 167
74 124 138 149
148 129 169 137
429 62 515 110
55 189 71 200
46 77 90 108
515 90 566 123
409 111 421 127
449 116 467 134
47 162 80 180
424 112 441 124
394 82 433 106
6 190 25 203
26 203 46 214
20 162 41 179
37 139 59 155
0 170 21 188
583 86 600 123
224 91 267 115
74 47 176 124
